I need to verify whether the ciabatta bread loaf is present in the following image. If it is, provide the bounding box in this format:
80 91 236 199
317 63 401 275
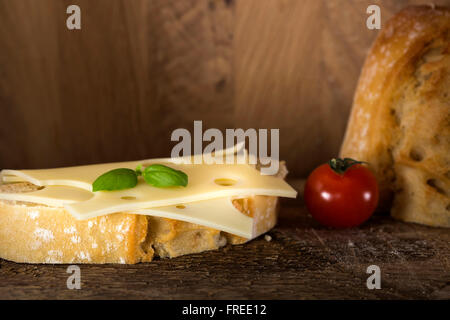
340 6 450 227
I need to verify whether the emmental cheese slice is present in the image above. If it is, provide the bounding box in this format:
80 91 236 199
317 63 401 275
2 161 296 218
134 198 253 238
0 185 253 237
0 185 92 207
0 142 296 238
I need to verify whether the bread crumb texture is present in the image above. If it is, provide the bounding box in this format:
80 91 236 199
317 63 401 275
0 181 280 264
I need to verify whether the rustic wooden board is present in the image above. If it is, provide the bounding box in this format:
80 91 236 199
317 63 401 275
0 197 448 299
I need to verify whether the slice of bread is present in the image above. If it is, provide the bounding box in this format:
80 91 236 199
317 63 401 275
0 164 287 264
340 6 450 227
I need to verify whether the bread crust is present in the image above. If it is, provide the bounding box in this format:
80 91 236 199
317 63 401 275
340 6 450 227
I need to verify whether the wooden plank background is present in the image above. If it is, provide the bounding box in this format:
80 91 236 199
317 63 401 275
0 0 449 177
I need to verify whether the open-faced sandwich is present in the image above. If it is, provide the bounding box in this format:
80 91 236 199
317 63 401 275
0 144 296 264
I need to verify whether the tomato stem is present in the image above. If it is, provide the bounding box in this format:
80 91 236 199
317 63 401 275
328 158 367 174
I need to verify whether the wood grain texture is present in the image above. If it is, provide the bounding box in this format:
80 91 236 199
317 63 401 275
0 194 448 299
0 0 234 169
1 0 449 176
233 0 450 176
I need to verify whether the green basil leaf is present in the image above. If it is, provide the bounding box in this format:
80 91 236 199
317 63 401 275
92 168 138 192
142 164 188 188
135 164 143 176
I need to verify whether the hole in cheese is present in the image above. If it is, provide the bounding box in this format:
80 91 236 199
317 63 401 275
176 204 186 209
214 178 237 187
121 196 137 200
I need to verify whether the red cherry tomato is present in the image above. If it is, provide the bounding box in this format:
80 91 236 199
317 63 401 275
304 158 379 228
